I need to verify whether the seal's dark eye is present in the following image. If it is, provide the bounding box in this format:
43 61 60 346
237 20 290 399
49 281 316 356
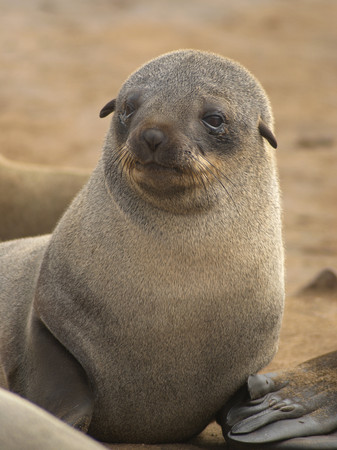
124 103 135 119
119 102 135 126
202 114 225 130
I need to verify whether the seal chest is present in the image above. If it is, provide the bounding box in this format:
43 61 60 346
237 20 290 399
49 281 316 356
0 50 284 444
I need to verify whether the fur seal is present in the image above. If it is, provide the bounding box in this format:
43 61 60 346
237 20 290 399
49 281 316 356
0 50 284 443
0 387 104 450
222 351 337 449
298 267 337 297
0 154 89 241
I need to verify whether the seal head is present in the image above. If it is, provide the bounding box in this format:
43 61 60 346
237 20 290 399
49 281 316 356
101 50 277 213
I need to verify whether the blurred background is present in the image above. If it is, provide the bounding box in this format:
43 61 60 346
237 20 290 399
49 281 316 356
0 0 336 367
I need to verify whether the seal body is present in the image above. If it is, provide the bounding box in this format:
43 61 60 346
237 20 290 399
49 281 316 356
0 387 104 450
0 154 89 241
0 50 284 443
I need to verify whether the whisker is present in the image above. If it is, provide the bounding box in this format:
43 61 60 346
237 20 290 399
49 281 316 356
190 153 238 212
195 141 242 189
200 154 236 189
126 154 134 179
123 156 132 179
193 157 220 198
119 150 131 178
186 161 206 206
190 157 215 207
197 167 212 209
110 146 126 170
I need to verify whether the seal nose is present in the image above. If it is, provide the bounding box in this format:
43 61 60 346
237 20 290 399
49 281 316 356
142 128 165 152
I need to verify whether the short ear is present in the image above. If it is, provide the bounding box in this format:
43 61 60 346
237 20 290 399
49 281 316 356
258 118 278 149
99 99 116 118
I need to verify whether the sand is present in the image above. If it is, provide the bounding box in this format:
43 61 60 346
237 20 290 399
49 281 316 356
0 0 336 447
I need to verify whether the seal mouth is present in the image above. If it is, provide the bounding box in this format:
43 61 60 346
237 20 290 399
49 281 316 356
135 161 183 174
131 159 193 195
112 145 235 203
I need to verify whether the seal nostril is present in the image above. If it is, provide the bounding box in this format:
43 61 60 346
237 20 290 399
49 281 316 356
142 128 165 152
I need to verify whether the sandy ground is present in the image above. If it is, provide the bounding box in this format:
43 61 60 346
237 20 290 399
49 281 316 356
0 0 336 447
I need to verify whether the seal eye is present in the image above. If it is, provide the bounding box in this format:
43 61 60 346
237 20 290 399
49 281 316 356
124 103 135 119
202 114 225 131
119 102 135 126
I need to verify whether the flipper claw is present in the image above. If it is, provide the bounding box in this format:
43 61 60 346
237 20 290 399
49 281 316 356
230 400 305 434
219 351 337 449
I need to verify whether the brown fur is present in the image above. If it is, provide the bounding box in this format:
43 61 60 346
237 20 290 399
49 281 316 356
0 50 284 443
0 154 89 241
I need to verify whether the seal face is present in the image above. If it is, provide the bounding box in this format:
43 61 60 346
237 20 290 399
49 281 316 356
101 50 277 213
0 50 284 444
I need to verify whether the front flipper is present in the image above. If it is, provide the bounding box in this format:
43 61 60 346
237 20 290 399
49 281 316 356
219 351 337 449
19 313 94 432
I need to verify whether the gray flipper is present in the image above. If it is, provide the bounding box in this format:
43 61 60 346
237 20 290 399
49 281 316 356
219 351 337 449
18 313 94 432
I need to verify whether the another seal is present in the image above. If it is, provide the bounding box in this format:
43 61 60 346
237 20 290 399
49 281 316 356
0 50 284 443
0 154 89 241
0 387 104 450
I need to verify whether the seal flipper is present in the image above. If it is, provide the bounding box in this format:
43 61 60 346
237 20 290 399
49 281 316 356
220 351 337 449
23 313 94 432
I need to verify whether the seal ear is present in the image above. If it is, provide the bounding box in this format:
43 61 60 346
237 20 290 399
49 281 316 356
258 118 278 149
99 99 116 118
